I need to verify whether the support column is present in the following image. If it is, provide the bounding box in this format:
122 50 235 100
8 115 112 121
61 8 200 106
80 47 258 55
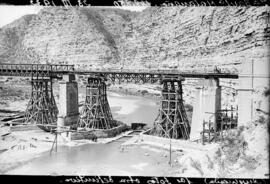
77 76 116 129
237 57 270 126
151 76 190 139
57 74 79 127
190 78 221 141
237 60 254 126
189 86 204 141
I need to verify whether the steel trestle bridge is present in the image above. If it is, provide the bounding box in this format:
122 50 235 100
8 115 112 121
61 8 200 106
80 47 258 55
0 63 238 82
0 63 239 140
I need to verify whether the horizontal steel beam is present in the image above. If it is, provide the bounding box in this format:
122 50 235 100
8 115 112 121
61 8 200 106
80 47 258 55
0 64 238 81
0 64 74 78
75 70 239 79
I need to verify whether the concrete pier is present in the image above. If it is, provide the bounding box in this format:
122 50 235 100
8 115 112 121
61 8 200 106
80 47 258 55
237 58 269 126
190 78 221 141
57 74 79 127
237 60 254 126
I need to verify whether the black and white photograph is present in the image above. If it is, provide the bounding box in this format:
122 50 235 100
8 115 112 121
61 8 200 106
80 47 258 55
0 1 269 180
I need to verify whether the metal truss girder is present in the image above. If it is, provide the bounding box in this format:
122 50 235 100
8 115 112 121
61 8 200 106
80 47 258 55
0 64 74 78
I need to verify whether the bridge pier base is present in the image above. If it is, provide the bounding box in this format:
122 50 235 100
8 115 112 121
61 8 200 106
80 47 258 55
189 78 221 141
77 76 116 129
24 78 58 125
57 74 79 128
151 76 190 139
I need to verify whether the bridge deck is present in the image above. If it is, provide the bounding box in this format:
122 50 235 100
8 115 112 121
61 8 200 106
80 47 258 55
0 64 238 81
75 69 238 79
0 64 74 78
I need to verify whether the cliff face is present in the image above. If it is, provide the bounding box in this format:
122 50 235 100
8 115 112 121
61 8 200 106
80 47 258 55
129 7 269 73
0 14 36 63
0 7 138 66
1 6 269 108
0 6 269 72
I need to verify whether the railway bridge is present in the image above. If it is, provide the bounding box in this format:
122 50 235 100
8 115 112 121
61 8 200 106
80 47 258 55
0 63 239 140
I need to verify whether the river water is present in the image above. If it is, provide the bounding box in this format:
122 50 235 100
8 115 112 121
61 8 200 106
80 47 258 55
7 92 179 176
107 92 160 126
77 88 160 126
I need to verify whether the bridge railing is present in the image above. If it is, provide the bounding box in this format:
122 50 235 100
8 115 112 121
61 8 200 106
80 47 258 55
76 68 237 75
0 64 50 70
51 64 74 72
0 63 238 79
0 63 75 78
0 64 74 72
77 68 187 74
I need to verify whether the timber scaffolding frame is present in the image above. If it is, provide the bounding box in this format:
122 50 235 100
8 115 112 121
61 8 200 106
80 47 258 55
77 75 117 129
202 106 238 144
24 78 58 126
151 75 190 139
0 63 75 126
0 63 238 135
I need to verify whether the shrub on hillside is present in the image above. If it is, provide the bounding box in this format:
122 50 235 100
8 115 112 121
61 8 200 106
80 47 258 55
141 90 148 95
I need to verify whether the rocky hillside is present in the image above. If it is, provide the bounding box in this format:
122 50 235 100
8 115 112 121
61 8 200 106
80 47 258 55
0 6 269 112
0 14 36 62
0 7 138 66
131 7 269 72
0 6 269 72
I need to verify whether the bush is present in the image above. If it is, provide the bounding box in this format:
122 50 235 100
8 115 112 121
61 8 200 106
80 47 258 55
264 88 270 97
220 128 247 163
190 158 204 176
214 125 259 177
240 155 258 170
184 104 193 112
141 90 148 95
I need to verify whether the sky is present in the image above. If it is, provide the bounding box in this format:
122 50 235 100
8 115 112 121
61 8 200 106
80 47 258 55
0 5 147 28
0 6 43 27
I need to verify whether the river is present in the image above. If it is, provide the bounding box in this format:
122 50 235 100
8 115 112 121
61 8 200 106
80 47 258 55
6 92 179 176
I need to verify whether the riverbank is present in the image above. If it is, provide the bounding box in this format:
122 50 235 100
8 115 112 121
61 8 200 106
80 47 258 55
0 82 162 174
0 127 136 174
2 122 268 177
107 83 161 101
1 81 266 177
0 82 162 124
0 128 56 174
0 81 192 176
123 120 269 178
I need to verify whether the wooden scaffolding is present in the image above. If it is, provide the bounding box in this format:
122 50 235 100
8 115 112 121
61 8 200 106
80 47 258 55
24 78 58 125
151 76 191 139
77 76 116 129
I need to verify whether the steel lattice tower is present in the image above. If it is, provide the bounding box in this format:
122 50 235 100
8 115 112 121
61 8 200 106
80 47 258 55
151 76 191 139
77 76 116 129
24 78 58 125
